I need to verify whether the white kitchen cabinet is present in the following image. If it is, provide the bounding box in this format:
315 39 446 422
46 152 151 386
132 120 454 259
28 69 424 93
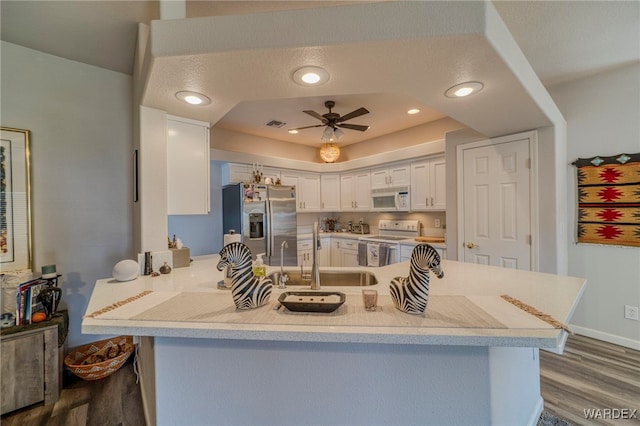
400 243 446 261
281 172 321 212
410 156 446 211
371 164 410 189
319 237 331 267
340 171 371 211
298 238 330 266
167 116 210 215
331 238 359 267
297 239 313 266
222 163 281 185
320 174 341 211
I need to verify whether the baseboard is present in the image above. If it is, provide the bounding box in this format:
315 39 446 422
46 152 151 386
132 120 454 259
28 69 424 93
570 324 640 350
527 396 545 426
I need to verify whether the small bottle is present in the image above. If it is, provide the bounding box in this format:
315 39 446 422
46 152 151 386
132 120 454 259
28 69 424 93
253 253 266 277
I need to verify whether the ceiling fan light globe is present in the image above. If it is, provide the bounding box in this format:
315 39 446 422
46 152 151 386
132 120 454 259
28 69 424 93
319 143 340 163
321 126 335 141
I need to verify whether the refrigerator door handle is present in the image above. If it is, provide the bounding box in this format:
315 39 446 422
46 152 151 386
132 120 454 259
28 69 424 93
266 200 273 257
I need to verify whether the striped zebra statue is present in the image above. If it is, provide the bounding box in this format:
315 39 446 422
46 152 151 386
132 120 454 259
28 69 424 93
389 244 444 315
217 242 273 310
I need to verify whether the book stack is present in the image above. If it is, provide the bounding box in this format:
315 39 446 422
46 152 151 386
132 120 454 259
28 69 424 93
15 277 52 325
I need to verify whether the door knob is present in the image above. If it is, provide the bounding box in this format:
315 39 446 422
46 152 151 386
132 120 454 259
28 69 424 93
465 242 476 249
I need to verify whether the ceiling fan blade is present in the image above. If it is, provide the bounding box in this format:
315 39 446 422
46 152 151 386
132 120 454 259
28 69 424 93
337 107 369 123
303 110 327 122
337 123 370 132
289 124 325 131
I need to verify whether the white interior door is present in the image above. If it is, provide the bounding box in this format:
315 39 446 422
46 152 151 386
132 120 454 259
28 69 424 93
460 138 532 270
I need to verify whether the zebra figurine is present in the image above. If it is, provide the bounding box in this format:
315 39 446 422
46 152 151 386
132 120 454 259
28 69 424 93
389 244 444 315
217 242 273 310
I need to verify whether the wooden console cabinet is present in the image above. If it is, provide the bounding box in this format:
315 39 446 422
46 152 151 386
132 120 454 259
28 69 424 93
1 319 64 414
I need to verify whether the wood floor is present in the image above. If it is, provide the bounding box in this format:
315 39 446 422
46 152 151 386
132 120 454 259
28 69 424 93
2 334 638 426
1 359 145 426
540 334 640 426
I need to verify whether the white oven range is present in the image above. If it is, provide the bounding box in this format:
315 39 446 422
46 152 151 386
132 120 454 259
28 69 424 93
358 219 420 266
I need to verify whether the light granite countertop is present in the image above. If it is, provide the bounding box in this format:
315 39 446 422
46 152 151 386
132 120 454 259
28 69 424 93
82 255 585 349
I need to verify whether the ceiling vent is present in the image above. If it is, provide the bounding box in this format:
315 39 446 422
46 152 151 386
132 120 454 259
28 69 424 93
266 120 286 128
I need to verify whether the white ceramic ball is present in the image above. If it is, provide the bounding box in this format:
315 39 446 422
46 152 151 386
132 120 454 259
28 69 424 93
112 259 139 282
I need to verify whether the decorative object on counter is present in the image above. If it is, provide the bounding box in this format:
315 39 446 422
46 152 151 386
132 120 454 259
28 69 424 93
216 242 273 310
38 286 61 320
278 291 345 313
64 335 134 381
159 262 172 274
390 244 444 315
323 217 339 232
572 152 640 247
252 163 263 183
414 236 445 243
143 251 153 275
112 259 139 282
362 289 378 311
500 295 572 333
171 247 191 268
84 290 153 318
0 312 15 328
41 264 57 279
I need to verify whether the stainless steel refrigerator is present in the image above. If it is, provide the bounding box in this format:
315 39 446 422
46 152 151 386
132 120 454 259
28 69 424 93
222 183 297 266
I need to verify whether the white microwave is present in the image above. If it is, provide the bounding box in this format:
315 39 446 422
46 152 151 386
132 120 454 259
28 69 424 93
371 186 410 211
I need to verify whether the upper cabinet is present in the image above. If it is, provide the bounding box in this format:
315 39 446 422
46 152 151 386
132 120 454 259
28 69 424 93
281 172 321 212
320 174 341 211
340 171 371 211
167 116 210 215
219 154 445 214
222 163 280 185
371 164 410 189
410 155 446 211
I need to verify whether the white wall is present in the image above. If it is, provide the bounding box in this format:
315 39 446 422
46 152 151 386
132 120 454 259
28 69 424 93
1 42 133 348
549 63 640 349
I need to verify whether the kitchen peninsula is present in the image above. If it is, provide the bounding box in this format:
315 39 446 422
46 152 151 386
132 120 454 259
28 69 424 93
82 256 585 426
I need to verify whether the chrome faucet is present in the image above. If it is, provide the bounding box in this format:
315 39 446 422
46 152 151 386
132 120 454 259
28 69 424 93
279 241 289 289
311 221 321 290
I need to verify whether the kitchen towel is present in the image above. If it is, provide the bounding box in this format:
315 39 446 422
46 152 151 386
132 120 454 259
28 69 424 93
223 233 242 246
358 242 367 266
367 243 390 267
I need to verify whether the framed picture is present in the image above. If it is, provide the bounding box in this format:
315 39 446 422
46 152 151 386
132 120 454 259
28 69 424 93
0 127 33 272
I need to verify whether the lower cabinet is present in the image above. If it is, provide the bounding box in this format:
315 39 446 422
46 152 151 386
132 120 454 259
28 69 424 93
298 238 331 267
331 238 359 267
1 325 60 415
400 244 446 261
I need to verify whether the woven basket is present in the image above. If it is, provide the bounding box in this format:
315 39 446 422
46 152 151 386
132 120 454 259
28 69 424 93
64 335 134 381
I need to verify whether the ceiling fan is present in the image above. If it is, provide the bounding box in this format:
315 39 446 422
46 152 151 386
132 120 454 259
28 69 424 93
290 100 370 141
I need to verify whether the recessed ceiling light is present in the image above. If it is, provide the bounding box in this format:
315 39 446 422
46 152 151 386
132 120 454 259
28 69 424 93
407 108 421 115
445 81 484 98
292 66 329 86
288 129 299 134
175 91 211 105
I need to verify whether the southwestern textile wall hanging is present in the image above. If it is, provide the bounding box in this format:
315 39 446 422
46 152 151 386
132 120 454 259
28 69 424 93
573 153 640 247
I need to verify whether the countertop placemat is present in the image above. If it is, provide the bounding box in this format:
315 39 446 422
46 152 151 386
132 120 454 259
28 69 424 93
122 293 509 329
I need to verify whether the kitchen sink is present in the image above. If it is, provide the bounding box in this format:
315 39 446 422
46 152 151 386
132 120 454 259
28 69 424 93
267 270 378 287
